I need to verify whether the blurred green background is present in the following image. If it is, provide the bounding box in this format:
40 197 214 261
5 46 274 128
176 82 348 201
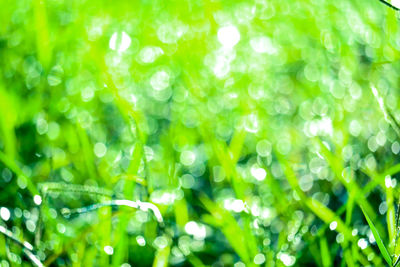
1 0 400 266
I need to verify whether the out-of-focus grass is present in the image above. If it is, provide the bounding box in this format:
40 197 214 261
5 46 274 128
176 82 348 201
2 0 400 266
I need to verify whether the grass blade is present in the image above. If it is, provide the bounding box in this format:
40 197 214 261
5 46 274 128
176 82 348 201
153 243 170 267
395 256 400 267
361 207 392 266
320 237 332 267
394 198 400 265
0 225 43 267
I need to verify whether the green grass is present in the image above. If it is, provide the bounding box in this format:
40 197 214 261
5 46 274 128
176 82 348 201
2 0 400 266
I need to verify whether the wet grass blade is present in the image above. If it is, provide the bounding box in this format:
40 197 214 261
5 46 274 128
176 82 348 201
371 85 400 139
320 237 331 267
61 199 164 225
153 244 170 267
395 256 400 267
394 198 400 265
360 207 392 266
40 182 113 197
0 225 43 267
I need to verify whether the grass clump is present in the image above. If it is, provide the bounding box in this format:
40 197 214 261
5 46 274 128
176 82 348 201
2 0 400 266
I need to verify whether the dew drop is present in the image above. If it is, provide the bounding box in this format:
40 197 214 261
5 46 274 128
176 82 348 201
109 31 131 53
218 25 240 48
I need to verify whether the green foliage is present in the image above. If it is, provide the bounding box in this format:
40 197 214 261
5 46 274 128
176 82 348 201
361 207 392 266
2 0 400 266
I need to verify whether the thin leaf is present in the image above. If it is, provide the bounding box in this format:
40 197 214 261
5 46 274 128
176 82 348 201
394 198 400 265
320 237 332 267
394 256 400 267
152 244 170 267
61 199 164 225
0 225 43 267
361 207 392 266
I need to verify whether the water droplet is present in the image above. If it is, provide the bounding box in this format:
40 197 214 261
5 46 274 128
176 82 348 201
104 245 114 255
299 175 313 192
379 201 388 215
26 220 36 232
150 70 170 91
336 233 345 243
0 207 10 221
181 174 195 189
244 114 259 133
392 141 400 154
180 150 196 166
33 195 42 205
254 253 266 265
256 140 272 157
279 252 296 266
385 175 392 188
153 236 168 249
157 22 186 44
185 221 206 240
250 36 276 54
349 82 362 99
47 65 63 86
17 176 27 189
94 142 107 158
250 165 266 181
36 118 48 135
213 166 225 182
109 31 131 53
136 235 146 246
224 198 245 213
150 189 181 205
81 86 95 102
329 221 337 230
357 238 368 250
138 46 164 64
217 25 240 48
213 57 230 78
57 223 66 234
144 146 154 161
1 168 12 183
